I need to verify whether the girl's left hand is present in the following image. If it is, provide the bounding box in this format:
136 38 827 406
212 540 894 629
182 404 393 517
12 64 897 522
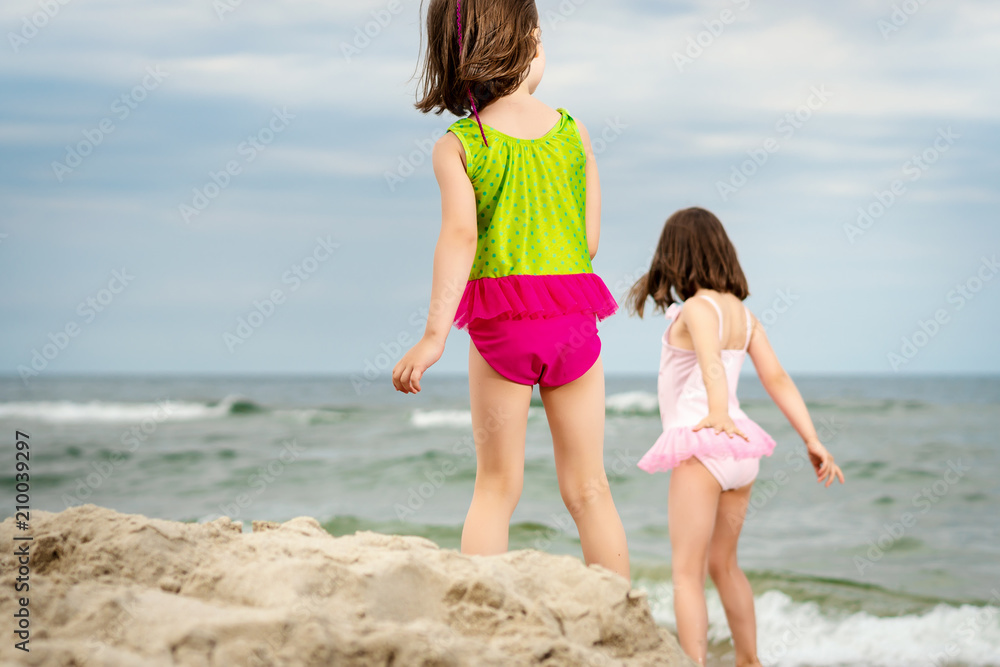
392 336 445 394
806 440 846 487
692 413 749 441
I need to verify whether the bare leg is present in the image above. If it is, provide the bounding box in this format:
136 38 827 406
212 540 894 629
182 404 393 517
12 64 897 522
708 482 761 667
539 356 630 579
668 457 722 665
461 341 532 555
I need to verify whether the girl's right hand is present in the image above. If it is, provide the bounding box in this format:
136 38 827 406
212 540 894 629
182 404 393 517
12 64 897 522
806 440 845 487
392 336 445 394
693 413 749 441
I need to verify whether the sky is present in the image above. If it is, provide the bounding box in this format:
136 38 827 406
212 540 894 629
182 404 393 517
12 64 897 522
1 0 998 382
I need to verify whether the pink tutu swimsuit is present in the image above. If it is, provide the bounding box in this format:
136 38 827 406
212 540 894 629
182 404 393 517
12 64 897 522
448 109 618 386
638 295 776 490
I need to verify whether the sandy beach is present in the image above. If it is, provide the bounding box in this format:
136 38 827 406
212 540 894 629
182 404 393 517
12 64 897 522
1 505 691 666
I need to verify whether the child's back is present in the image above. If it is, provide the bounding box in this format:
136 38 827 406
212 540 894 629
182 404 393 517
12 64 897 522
448 101 614 333
392 0 630 580
642 291 776 474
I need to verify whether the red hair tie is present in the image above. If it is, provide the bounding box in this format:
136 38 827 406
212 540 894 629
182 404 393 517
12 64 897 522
456 0 489 147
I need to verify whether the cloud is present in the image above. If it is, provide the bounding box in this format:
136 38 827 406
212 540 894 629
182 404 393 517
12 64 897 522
0 0 997 375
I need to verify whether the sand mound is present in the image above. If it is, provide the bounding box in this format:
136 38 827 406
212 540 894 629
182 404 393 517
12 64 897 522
1 506 690 666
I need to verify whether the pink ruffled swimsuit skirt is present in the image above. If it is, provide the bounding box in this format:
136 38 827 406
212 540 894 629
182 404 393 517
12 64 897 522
638 297 776 484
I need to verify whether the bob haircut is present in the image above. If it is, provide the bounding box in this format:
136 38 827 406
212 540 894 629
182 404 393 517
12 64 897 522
415 0 540 116
626 207 750 318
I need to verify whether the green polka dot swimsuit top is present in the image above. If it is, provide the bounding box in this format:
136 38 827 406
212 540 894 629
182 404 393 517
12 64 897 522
448 108 618 329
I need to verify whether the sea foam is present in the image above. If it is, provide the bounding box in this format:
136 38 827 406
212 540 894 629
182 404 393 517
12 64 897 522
411 409 473 428
410 408 543 428
0 395 248 423
606 391 659 415
644 582 1000 666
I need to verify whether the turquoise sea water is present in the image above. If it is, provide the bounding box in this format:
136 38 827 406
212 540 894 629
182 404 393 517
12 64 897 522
1 374 998 666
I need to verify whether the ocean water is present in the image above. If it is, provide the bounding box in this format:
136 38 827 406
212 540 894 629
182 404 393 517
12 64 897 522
2 374 999 667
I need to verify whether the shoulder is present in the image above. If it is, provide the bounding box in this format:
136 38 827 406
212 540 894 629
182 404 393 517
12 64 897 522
560 109 594 157
682 296 717 317
680 297 720 330
745 308 766 340
436 131 464 150
443 118 487 166
434 132 465 159
562 110 585 133
433 132 468 173
739 304 760 328
445 117 476 146
444 116 475 142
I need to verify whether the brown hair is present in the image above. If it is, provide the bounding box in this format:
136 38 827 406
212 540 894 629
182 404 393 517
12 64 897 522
626 207 750 317
415 0 540 116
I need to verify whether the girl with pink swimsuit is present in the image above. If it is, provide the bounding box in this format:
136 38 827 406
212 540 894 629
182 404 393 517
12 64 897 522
627 207 846 666
392 0 629 579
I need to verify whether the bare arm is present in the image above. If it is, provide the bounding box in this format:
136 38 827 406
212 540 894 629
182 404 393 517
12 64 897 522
746 315 817 442
747 315 845 486
682 299 748 440
576 120 601 260
392 132 478 394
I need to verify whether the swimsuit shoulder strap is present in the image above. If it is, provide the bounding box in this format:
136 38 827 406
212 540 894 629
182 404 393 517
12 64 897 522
743 306 753 351
693 295 725 341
